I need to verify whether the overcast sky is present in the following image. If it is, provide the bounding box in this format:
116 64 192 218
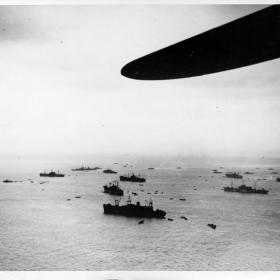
0 4 279 157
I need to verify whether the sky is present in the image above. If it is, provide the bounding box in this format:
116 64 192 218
0 4 279 157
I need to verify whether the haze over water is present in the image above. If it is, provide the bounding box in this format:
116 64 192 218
0 154 280 270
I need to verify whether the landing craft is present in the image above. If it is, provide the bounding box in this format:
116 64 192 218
121 5 280 80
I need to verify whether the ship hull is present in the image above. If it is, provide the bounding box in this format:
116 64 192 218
119 176 146 183
103 204 166 218
103 187 124 196
224 187 268 194
39 174 64 177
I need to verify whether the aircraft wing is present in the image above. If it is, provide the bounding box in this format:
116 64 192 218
121 5 280 80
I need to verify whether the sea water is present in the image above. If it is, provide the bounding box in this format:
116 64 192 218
0 155 279 270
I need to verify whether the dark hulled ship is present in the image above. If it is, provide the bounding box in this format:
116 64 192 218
103 198 166 218
224 183 268 194
225 172 243 179
119 173 146 183
103 169 117 174
39 171 64 177
72 166 101 171
103 180 124 196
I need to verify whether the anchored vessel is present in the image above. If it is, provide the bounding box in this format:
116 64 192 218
119 173 146 183
103 180 124 196
103 169 117 174
72 166 101 171
103 198 166 218
3 179 15 183
224 183 268 194
39 171 64 177
225 172 243 179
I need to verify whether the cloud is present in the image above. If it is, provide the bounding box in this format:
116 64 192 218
0 6 39 41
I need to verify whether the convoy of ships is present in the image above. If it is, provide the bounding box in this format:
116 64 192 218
3 163 279 220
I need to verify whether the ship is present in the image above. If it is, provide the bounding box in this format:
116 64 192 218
103 197 166 218
103 180 124 196
72 166 101 171
3 179 15 183
39 170 65 177
224 183 268 194
225 172 243 179
119 173 146 183
103 169 117 174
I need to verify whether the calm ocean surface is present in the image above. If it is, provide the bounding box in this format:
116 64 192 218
0 155 280 270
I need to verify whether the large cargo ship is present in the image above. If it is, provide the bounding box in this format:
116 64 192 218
103 198 166 218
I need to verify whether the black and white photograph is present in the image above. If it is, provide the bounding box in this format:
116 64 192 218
0 1 280 273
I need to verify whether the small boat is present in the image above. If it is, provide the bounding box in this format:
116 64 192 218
277 178 280 182
168 218 174 221
138 220 144 224
179 198 186 201
208 224 216 230
75 196 81 199
212 169 222 174
180 216 188 220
